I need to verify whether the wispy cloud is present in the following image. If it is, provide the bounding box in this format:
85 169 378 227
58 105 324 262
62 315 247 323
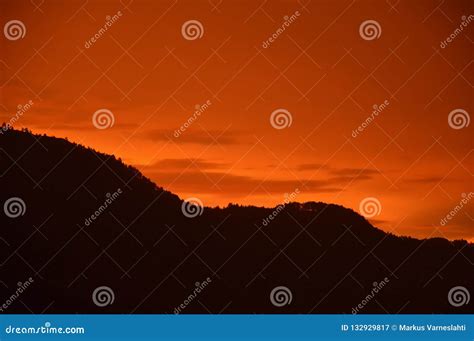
145 129 248 145
139 158 227 171
403 176 445 184
145 170 342 195
296 163 329 171
328 168 380 177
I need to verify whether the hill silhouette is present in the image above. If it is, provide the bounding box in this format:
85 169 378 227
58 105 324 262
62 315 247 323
0 127 472 314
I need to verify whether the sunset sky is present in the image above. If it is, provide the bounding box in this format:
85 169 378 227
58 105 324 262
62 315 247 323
1 0 472 241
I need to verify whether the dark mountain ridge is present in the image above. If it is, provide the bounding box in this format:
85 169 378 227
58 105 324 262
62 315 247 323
0 128 472 313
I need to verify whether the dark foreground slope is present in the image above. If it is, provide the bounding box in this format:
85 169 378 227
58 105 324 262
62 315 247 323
0 129 472 314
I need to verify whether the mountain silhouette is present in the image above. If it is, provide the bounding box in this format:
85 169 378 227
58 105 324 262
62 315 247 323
0 127 472 314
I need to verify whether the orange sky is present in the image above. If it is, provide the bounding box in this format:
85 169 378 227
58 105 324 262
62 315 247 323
1 0 473 241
